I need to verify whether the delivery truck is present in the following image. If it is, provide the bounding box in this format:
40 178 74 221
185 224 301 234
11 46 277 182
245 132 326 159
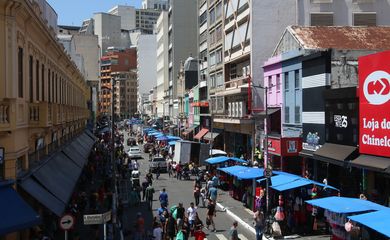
173 140 210 165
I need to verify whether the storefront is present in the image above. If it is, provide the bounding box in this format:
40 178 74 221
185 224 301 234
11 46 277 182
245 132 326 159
262 135 302 174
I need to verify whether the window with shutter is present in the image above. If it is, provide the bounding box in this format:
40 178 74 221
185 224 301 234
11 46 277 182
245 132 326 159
310 13 333 26
353 13 376 26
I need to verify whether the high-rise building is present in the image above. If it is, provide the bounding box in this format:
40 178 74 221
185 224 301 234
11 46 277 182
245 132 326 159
108 5 137 31
135 8 162 34
99 48 137 115
93 13 122 55
112 71 138 118
156 11 169 118
142 0 169 10
167 0 198 122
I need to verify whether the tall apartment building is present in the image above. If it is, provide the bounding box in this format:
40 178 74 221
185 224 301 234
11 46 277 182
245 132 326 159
112 71 138 118
167 0 198 121
142 0 169 10
93 13 122 54
136 34 157 114
108 5 137 31
135 8 162 34
0 0 91 237
156 11 169 118
99 48 137 115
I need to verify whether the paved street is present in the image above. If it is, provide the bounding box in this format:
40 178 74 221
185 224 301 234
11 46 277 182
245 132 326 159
121 132 332 240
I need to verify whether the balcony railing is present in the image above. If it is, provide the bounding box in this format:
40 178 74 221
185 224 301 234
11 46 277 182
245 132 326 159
29 103 40 123
0 102 10 126
225 76 249 89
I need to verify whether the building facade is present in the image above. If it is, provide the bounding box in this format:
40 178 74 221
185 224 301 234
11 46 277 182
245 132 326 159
0 0 91 237
93 13 122 55
156 11 169 118
142 0 169 10
168 0 198 121
99 48 137 115
108 5 137 31
112 71 138 118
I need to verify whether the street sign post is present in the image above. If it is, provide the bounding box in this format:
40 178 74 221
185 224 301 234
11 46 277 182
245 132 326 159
83 211 111 240
59 214 75 240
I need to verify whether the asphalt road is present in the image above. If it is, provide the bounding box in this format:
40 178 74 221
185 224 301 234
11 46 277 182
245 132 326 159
122 131 254 240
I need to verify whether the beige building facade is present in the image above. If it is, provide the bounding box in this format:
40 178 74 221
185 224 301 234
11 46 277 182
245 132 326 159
0 1 90 238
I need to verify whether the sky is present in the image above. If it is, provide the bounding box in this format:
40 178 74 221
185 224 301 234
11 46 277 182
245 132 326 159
47 0 142 26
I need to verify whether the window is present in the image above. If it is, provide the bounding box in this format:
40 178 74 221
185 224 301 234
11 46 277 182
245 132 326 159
294 70 300 89
310 13 334 26
268 76 272 93
295 106 300 123
36 60 39 101
199 12 207 24
276 74 281 91
209 8 215 24
18 48 24 98
29 56 33 102
48 69 51 102
42 64 45 101
216 72 223 87
215 49 222 65
353 13 376 26
285 106 290 123
216 2 222 19
284 72 289 91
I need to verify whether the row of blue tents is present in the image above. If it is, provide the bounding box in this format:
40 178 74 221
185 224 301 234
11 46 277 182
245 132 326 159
143 128 182 145
205 158 390 238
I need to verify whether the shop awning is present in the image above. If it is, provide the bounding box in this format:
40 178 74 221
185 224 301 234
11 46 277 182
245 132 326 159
0 181 41 235
349 210 390 238
299 149 314 158
350 154 390 173
313 143 357 166
205 156 247 165
203 132 220 141
167 136 181 141
194 128 209 140
257 173 338 191
306 196 387 214
62 144 87 168
19 178 66 216
182 125 198 136
218 166 264 180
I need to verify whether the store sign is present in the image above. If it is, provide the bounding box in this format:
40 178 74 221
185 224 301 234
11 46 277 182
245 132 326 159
267 138 281 155
302 132 321 151
266 137 302 156
287 140 297 153
334 115 348 128
359 51 390 157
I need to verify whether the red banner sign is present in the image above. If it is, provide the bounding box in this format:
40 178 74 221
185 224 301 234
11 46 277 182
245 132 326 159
359 51 390 157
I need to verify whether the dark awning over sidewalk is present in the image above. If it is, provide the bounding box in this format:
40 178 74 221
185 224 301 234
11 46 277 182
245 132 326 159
0 181 41 235
313 143 357 166
19 131 95 216
350 154 390 173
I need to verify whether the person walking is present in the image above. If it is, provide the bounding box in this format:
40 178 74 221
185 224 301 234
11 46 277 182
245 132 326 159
187 202 197 231
145 183 155 210
176 202 185 226
229 221 240 240
153 221 163 240
208 185 218 203
159 188 169 208
253 210 264 240
206 200 216 232
194 183 201 207
166 213 176 240
141 178 149 201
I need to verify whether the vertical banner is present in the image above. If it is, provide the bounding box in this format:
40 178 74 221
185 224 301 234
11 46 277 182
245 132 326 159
359 50 390 157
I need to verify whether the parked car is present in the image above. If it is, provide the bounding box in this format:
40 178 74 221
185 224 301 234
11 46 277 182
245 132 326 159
127 138 137 146
143 143 154 153
128 146 142 159
149 156 167 173
131 169 140 187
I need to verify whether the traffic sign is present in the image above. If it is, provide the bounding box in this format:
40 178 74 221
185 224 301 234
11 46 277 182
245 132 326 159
264 168 273 178
59 214 75 230
84 211 111 225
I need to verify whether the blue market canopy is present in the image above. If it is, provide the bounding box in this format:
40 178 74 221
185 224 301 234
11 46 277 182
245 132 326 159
148 132 163 136
306 197 387 214
156 136 168 141
169 141 177 146
257 172 338 191
349 210 390 238
0 181 41 235
218 166 264 180
167 136 181 141
206 156 247 165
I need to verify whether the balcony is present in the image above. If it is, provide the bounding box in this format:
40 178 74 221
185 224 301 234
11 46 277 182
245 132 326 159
0 101 10 130
215 76 249 96
213 110 253 125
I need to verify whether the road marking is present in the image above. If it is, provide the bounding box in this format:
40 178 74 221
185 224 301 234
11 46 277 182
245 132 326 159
238 234 248 240
215 234 228 240
244 208 254 215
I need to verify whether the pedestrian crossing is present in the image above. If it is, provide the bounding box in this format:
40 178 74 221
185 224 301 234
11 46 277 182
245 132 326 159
204 233 249 240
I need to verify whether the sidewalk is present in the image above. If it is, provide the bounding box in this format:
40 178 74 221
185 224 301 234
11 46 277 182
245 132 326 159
215 189 331 240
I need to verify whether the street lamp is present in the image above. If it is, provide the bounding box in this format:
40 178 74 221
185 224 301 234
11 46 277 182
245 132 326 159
251 84 272 215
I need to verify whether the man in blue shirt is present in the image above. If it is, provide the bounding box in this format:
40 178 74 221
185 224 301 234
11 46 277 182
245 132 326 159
208 186 218 203
159 188 169 207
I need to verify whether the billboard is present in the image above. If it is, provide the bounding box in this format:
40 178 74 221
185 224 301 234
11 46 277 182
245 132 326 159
359 51 390 157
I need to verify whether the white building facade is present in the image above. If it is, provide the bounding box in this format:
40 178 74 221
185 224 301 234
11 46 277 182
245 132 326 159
156 11 169 118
